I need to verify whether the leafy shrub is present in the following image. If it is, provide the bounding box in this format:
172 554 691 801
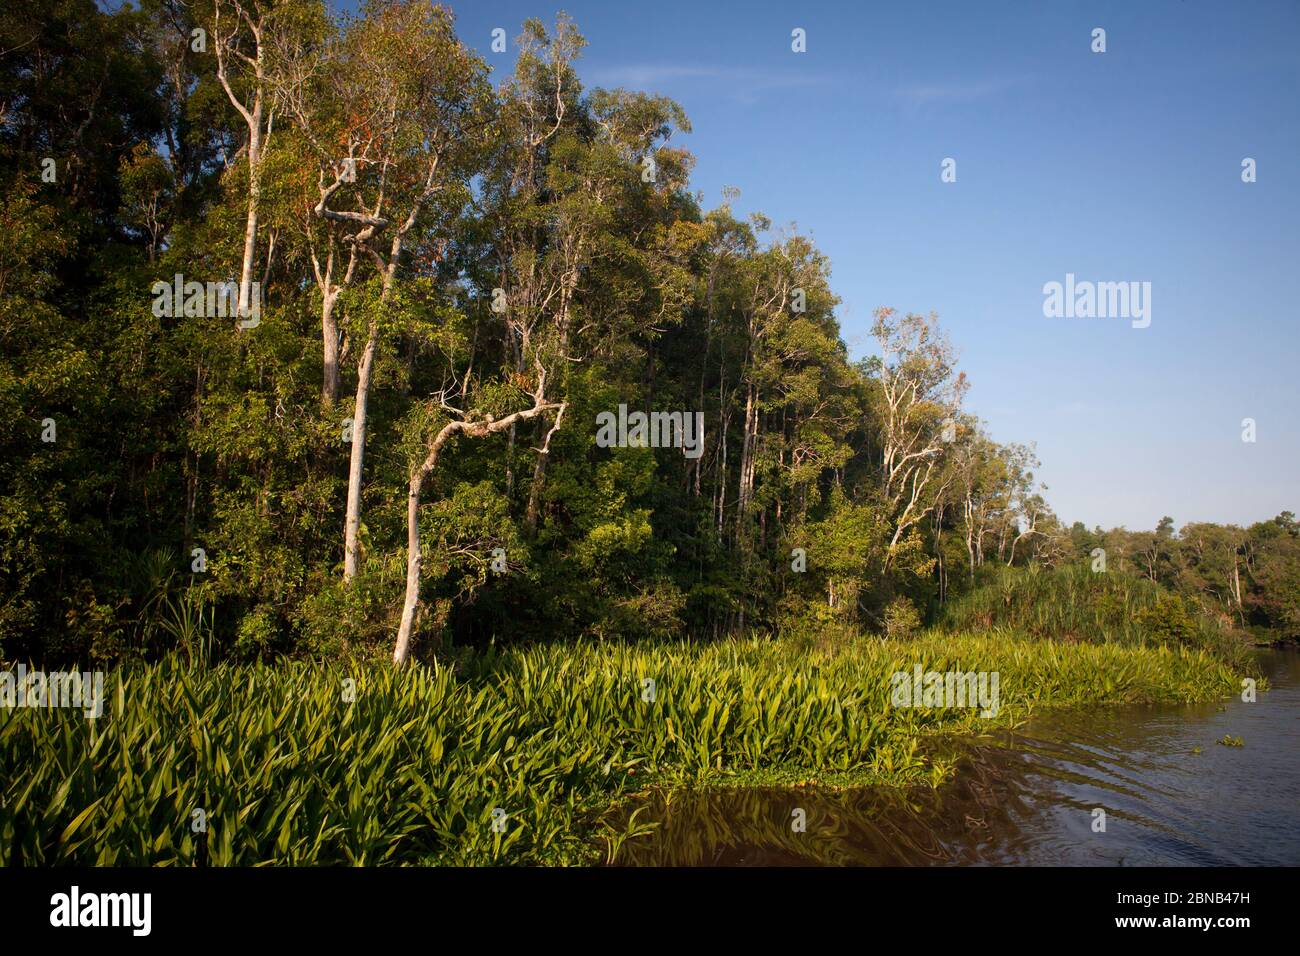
235 606 279 661
297 566 401 662
883 597 922 640
941 563 1254 666
1134 594 1198 647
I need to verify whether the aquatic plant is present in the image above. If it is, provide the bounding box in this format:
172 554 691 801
0 631 1244 866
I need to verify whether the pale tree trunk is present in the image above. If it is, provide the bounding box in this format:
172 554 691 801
964 494 977 581
213 0 269 321
715 376 728 539
341 157 442 582
311 242 358 408
736 384 757 532
1231 556 1244 625
1007 511 1038 567
238 121 261 316
343 323 378 580
320 252 360 406
394 399 565 665
524 281 577 533
935 503 946 603
321 291 342 405
884 457 936 572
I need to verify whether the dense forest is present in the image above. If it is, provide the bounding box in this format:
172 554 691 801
2 0 1296 670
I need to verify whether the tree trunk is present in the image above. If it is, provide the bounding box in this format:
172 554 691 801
321 291 341 406
736 384 757 533
343 323 378 580
393 466 430 665
393 399 563 665
238 127 260 318
1231 556 1244 625
213 3 267 325
935 503 946 603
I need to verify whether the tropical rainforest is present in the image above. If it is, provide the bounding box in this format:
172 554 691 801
5 0 1293 671
3 0 1298 868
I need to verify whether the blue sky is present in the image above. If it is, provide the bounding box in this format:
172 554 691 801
405 1 1297 528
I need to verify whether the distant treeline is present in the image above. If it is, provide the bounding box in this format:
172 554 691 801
1 0 1294 665
1060 517 1299 643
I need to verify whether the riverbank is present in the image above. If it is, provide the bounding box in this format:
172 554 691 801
0 630 1253 866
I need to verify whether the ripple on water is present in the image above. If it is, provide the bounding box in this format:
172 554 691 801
608 648 1300 866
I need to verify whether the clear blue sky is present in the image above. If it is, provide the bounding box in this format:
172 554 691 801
391 1 1299 529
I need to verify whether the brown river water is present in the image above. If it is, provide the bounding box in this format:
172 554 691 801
610 647 1300 866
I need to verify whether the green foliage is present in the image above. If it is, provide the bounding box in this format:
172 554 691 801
883 597 922 641
941 563 1255 667
0 632 1244 866
1134 593 1199 648
0 0 1291 674
297 568 402 662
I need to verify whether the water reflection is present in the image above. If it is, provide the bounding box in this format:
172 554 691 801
609 648 1300 866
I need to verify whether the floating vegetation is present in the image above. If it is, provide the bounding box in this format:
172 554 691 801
1 632 1243 865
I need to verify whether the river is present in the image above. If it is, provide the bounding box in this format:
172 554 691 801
611 646 1300 865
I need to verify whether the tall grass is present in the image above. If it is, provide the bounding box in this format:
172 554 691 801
940 563 1253 666
1 631 1244 866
